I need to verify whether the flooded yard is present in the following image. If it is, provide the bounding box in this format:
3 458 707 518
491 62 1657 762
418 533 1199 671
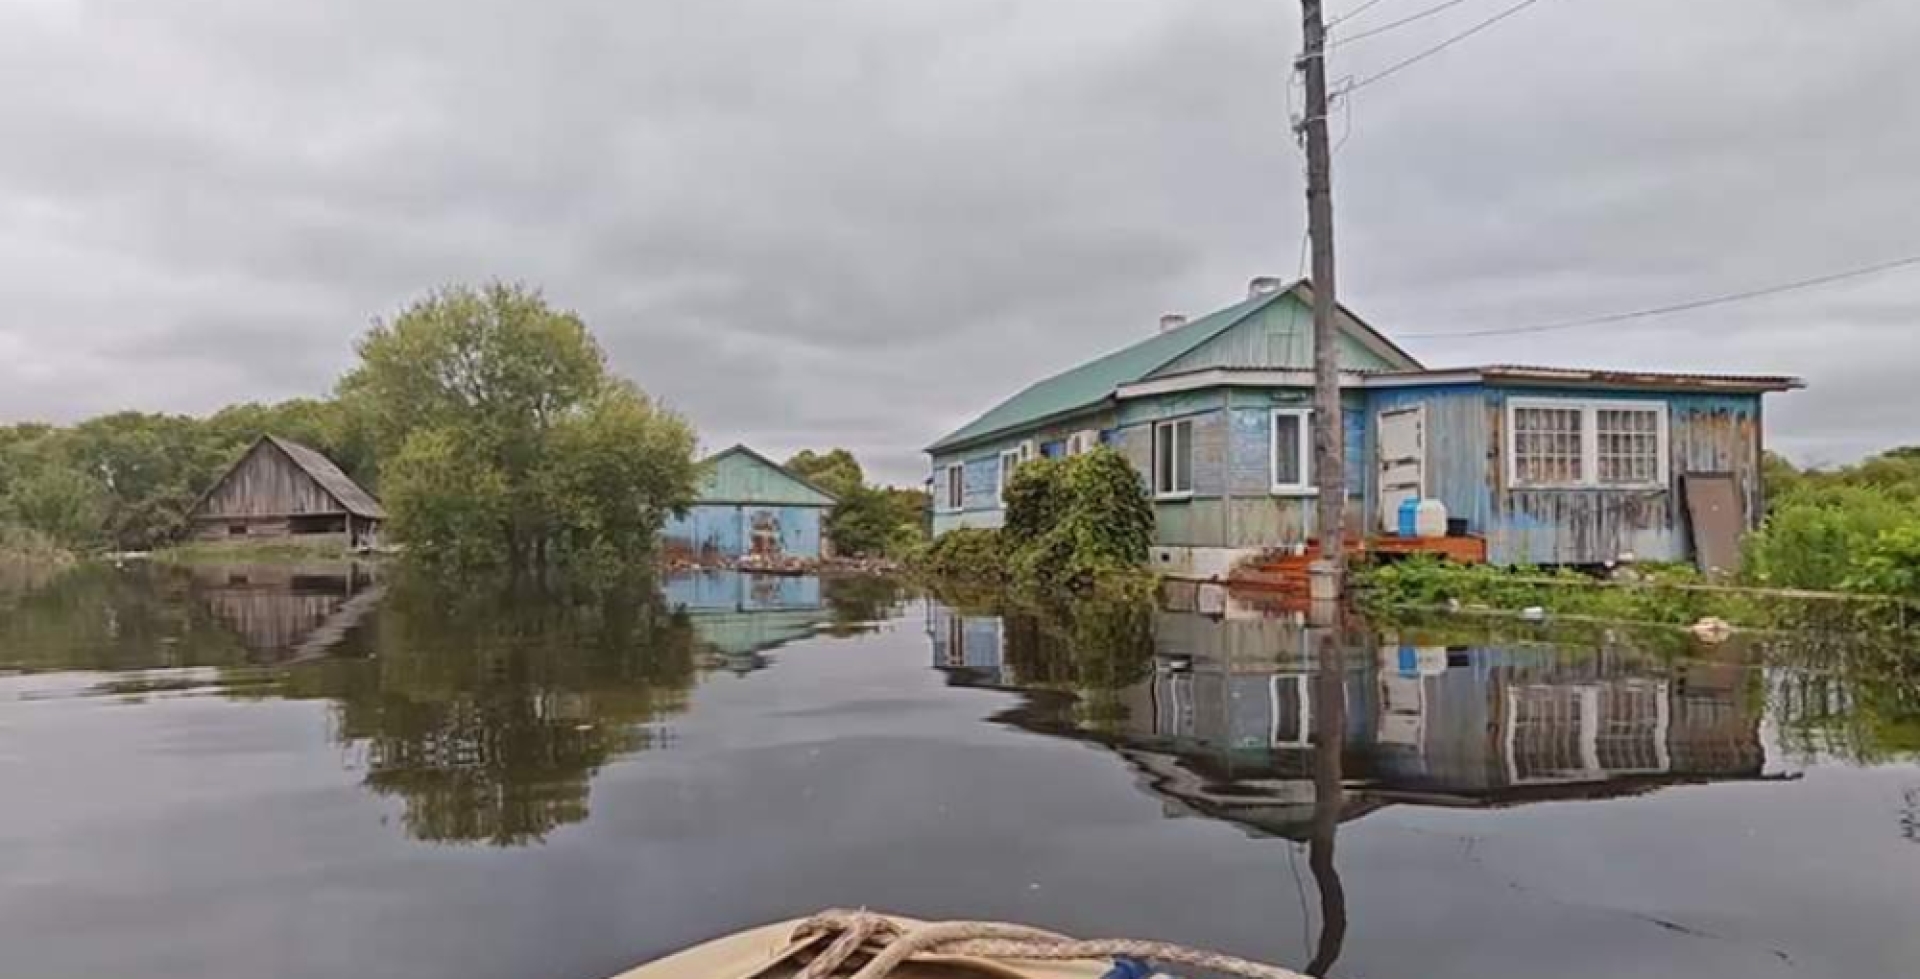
2 563 1917 979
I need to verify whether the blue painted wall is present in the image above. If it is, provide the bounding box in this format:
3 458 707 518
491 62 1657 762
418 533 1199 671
1357 383 1766 565
663 503 826 559
931 376 1771 565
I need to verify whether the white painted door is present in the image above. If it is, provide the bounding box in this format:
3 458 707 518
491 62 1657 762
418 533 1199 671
1377 407 1426 532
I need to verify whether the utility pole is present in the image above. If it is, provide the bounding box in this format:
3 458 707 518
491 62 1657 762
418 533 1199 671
1298 0 1346 595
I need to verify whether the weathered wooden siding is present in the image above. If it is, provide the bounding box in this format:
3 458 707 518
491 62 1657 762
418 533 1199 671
1489 388 1762 565
1361 384 1765 565
1151 294 1406 376
198 443 345 518
1362 385 1496 538
663 504 825 560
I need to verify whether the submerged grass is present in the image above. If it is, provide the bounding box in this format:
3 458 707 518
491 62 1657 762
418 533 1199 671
1356 555 1920 633
152 538 378 565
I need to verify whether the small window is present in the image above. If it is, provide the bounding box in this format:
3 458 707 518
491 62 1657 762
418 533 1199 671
228 524 248 537
1596 407 1663 486
1512 404 1585 486
943 464 965 512
1271 409 1313 494
1153 419 1194 498
1508 398 1668 490
998 448 1022 503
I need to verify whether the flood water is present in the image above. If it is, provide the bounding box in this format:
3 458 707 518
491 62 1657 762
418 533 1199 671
2 562 1918 979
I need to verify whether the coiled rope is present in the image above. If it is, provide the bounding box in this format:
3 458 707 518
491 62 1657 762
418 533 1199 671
791 910 1320 979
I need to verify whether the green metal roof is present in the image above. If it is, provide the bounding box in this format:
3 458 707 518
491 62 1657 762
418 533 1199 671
926 290 1285 454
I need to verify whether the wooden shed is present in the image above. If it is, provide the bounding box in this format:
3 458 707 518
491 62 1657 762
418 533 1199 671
661 445 838 561
189 435 386 547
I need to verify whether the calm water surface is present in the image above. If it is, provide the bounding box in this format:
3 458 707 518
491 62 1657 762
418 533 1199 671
2 562 1918 979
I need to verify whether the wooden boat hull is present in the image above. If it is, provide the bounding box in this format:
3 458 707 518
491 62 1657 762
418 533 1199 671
612 916 1110 979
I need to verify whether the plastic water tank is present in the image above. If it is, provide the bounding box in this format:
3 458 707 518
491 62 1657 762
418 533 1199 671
1396 498 1421 538
1415 499 1449 539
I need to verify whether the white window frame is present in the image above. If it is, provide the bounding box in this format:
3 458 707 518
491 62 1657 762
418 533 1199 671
1506 397 1670 491
998 448 1023 504
943 463 965 512
1269 408 1316 496
1152 418 1194 499
1065 431 1092 456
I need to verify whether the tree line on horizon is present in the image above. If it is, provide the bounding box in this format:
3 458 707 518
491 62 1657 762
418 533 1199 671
0 282 924 571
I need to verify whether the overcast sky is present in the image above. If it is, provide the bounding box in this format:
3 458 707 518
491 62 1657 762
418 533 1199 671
2 0 1915 483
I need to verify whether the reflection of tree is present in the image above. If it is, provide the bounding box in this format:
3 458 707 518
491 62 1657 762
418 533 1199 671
270 574 699 846
820 576 908 635
996 593 1156 728
1767 631 1920 764
0 563 250 672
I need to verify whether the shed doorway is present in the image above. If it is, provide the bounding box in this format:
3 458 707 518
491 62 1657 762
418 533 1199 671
1377 406 1426 532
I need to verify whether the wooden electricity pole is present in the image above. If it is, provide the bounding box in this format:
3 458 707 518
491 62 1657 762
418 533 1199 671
1298 0 1346 591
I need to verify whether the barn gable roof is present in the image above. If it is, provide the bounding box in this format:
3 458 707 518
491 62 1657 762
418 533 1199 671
193 435 386 521
264 436 386 519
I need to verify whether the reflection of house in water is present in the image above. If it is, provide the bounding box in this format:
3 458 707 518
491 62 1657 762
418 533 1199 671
665 571 827 673
930 601 1773 838
192 564 383 663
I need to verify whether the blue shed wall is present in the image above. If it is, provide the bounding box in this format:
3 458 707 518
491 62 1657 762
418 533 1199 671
1356 384 1766 566
663 503 826 559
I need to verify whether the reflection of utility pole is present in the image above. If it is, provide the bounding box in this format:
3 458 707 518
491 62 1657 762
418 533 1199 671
1299 0 1346 598
1306 623 1348 976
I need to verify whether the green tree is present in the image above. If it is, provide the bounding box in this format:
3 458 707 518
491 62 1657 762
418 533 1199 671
340 282 697 569
538 382 700 574
784 449 865 500
783 449 929 557
3 463 107 550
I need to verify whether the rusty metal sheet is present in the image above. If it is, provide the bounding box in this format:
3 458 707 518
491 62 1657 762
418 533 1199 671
1684 473 1745 577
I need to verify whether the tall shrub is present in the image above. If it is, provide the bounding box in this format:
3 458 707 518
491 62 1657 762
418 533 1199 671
1007 448 1154 591
1744 484 1910 590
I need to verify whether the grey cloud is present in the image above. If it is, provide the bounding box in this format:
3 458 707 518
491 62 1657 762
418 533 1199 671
1 0 1916 482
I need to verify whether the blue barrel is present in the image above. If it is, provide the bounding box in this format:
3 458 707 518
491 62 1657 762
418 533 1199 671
1397 498 1421 538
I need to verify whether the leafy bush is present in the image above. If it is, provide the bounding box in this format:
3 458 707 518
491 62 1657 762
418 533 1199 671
915 526 1007 582
914 447 1154 593
1849 524 1920 598
1744 484 1912 591
1008 448 1154 592
1001 458 1066 547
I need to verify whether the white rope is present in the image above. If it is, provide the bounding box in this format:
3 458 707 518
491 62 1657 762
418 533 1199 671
790 910 1321 979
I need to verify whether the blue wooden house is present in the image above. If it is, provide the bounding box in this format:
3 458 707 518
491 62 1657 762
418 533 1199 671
663 445 838 561
927 278 1801 578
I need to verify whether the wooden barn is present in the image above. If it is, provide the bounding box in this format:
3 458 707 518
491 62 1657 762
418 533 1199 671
189 435 386 547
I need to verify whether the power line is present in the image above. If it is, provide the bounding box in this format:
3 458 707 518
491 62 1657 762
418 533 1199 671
1345 0 1552 94
1334 0 1478 45
1401 254 1920 339
1328 0 1395 28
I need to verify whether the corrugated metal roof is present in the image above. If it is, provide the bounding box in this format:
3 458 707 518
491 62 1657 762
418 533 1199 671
697 444 839 506
925 290 1285 453
1363 364 1805 391
264 436 387 519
